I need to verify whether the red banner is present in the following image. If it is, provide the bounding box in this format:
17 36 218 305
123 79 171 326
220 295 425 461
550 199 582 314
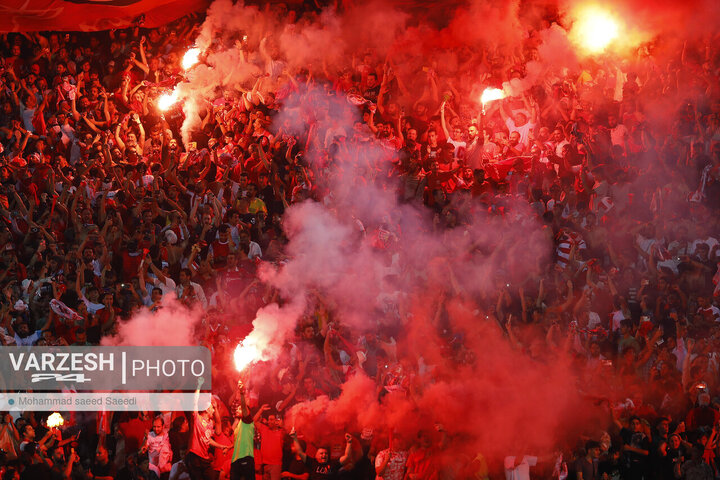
0 0 209 32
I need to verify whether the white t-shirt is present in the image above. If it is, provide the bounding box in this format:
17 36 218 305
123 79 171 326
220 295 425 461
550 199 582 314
447 138 467 158
506 118 536 146
176 282 207 309
673 338 687 371
248 241 263 260
81 296 105 315
635 235 657 255
610 124 629 146
147 431 172 472
691 237 718 255
375 449 408 480
504 455 538 480
588 311 602 329
82 258 102 277
698 305 720 322
611 310 627 332
147 276 177 297
14 330 42 346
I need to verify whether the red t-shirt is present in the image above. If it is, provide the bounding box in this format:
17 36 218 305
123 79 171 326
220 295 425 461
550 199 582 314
119 417 149 455
49 218 67 243
189 412 215 460
121 251 143 281
96 306 118 329
256 423 284 466
52 316 80 344
212 432 232 471
425 170 455 192
406 448 438 480
210 240 230 263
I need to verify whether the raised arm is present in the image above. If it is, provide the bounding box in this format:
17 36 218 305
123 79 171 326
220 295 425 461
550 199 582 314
132 41 150 75
291 432 308 463
253 404 270 425
499 98 510 122
115 123 126 151
339 434 354 466
440 102 450 139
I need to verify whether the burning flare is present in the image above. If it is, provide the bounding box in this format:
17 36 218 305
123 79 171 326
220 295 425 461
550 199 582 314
480 88 506 106
47 412 64 428
182 48 201 70
158 89 179 111
571 5 620 54
234 339 260 372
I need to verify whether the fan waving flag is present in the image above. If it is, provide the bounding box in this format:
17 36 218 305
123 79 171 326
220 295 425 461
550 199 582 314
50 299 83 322
0 0 208 32
346 93 369 106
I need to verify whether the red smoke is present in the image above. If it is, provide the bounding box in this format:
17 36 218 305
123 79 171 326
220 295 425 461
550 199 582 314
113 0 720 470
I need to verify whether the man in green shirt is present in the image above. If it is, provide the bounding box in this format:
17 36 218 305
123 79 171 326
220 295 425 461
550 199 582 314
231 381 255 480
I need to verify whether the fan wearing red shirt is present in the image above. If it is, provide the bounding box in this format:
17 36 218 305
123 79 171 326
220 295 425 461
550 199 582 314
405 431 441 480
423 161 459 197
212 419 234 479
96 291 119 335
121 240 144 281
697 296 720 323
210 224 233 269
118 412 152 456
255 405 287 480
187 396 232 480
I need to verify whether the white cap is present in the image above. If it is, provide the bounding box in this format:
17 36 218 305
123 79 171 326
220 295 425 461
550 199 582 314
164 230 178 245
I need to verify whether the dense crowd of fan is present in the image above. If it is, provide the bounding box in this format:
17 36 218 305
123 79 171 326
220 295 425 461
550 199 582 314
1 3 720 480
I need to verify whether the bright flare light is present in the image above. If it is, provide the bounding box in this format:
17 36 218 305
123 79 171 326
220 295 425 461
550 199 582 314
572 5 620 54
182 48 201 70
234 339 260 372
480 88 506 106
47 412 64 428
158 90 179 111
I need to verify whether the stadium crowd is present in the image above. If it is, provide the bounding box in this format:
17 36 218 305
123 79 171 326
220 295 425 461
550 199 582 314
0 3 720 480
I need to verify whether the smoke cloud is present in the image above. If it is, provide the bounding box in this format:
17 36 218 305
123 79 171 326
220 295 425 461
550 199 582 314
101 295 200 346
125 0 720 468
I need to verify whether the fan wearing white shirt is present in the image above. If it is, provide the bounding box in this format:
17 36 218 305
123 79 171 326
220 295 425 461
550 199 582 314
504 455 538 480
176 268 208 309
499 96 538 147
440 102 467 159
238 230 262 260
504 453 559 480
139 259 177 297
